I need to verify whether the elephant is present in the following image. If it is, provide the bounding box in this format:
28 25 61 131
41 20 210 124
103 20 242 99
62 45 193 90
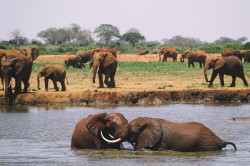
1 54 32 105
105 117 237 152
204 55 248 88
20 47 40 62
92 48 117 57
138 50 149 55
158 46 178 62
71 112 128 149
239 50 250 62
180 50 207 68
37 64 67 91
222 50 243 61
92 52 118 88
64 56 83 69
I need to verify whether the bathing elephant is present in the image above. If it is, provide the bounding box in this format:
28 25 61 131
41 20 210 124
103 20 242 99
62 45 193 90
92 52 118 88
108 117 237 152
37 64 67 91
71 112 128 149
180 50 207 68
158 46 178 62
64 56 83 69
204 55 248 88
138 50 149 55
1 54 32 105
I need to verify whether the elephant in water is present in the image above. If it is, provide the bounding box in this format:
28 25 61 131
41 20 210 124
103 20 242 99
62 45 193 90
103 117 237 152
71 112 128 149
204 55 248 88
37 64 67 91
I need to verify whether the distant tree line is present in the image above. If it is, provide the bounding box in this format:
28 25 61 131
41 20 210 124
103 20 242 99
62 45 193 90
0 23 250 54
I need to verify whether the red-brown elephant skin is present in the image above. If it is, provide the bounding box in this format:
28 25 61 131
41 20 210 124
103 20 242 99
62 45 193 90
71 112 128 149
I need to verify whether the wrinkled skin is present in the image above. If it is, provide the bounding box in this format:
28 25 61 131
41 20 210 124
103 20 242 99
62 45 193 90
71 112 128 149
158 46 178 62
138 50 149 55
92 52 118 88
2 54 32 105
180 50 207 68
64 56 83 69
204 55 248 88
114 117 237 152
37 64 67 91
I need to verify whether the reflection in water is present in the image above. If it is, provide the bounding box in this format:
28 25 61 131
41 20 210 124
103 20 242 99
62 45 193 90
0 104 250 166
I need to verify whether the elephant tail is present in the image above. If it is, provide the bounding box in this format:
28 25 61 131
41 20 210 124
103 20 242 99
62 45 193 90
223 141 237 150
65 77 69 85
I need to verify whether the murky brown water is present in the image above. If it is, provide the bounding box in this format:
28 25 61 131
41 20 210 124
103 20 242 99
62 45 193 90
0 104 250 166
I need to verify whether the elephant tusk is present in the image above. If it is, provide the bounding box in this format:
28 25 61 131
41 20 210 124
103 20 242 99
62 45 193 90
109 134 114 139
101 131 122 143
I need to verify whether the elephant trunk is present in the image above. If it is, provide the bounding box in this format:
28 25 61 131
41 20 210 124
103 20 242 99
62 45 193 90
158 53 162 61
180 57 184 63
92 66 98 83
37 75 41 90
204 68 210 82
4 75 13 105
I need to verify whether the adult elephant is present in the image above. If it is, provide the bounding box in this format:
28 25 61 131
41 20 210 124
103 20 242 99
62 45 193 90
37 64 67 91
239 50 250 62
138 50 149 55
106 117 237 152
64 56 83 69
180 50 207 68
92 48 117 57
71 112 128 149
158 46 178 62
92 52 118 88
222 50 243 61
204 55 248 88
20 47 40 62
2 54 32 105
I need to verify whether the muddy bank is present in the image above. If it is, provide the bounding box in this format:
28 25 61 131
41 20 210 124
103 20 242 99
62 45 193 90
1 89 250 106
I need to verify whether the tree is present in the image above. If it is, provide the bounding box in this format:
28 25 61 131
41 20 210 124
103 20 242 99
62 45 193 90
167 35 202 49
122 32 145 46
214 36 247 45
9 29 26 49
37 27 59 45
94 24 120 46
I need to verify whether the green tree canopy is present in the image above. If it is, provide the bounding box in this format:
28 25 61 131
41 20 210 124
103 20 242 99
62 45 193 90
94 24 120 46
121 32 145 46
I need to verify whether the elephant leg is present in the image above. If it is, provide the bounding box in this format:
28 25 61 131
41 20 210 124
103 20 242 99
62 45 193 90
192 62 194 68
14 77 22 94
239 75 249 87
208 71 219 88
229 76 236 87
199 62 202 68
98 70 104 88
188 61 190 68
45 77 49 91
52 79 59 91
219 73 225 87
109 75 116 88
61 80 66 91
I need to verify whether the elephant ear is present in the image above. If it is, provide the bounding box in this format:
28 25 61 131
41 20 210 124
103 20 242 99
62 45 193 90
45 65 54 77
31 47 39 61
86 113 107 137
20 48 28 56
136 118 162 150
185 53 192 59
10 58 24 75
214 57 225 70
104 53 115 67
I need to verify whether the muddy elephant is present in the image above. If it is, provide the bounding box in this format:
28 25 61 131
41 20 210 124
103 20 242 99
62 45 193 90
64 56 83 69
204 55 248 88
158 46 178 62
2 54 32 105
138 50 149 55
107 117 237 152
37 64 67 91
180 50 207 68
92 52 118 88
71 112 128 149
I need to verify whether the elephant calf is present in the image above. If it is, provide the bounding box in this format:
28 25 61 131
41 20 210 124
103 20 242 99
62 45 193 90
103 117 237 152
37 64 67 91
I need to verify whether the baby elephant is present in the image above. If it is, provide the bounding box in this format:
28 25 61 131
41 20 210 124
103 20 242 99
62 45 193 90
104 117 237 152
37 64 68 91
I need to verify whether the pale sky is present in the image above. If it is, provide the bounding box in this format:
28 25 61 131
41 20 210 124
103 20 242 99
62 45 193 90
0 0 249 43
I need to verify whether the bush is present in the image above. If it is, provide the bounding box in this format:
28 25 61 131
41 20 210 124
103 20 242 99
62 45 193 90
243 42 250 50
196 44 222 53
222 43 243 50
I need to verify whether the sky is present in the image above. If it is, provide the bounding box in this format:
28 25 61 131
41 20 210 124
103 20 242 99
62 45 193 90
0 0 250 43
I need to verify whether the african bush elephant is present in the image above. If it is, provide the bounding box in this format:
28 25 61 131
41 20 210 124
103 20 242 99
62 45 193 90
92 48 117 57
107 117 237 152
71 112 128 149
20 47 40 62
2 54 32 105
180 50 207 68
239 50 250 62
92 52 118 88
37 64 67 91
204 55 248 88
138 50 149 55
158 46 178 62
64 56 83 69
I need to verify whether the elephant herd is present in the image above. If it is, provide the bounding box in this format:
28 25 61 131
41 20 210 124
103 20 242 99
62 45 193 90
0 47 118 105
159 46 250 88
71 112 237 152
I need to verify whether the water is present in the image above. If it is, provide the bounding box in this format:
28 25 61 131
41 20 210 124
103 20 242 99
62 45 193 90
0 104 250 166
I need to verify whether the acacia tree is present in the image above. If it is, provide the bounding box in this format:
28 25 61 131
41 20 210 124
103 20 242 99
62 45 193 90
122 32 145 46
94 24 120 46
37 27 59 45
9 29 27 49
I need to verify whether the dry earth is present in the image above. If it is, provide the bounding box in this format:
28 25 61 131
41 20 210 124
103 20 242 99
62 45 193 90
1 53 250 106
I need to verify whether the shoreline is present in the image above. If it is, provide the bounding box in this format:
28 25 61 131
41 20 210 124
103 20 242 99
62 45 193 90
1 89 250 106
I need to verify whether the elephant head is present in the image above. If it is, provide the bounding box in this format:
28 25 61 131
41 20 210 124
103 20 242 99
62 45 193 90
204 56 225 82
92 52 116 83
107 117 163 150
37 65 55 90
86 113 128 145
180 51 189 63
20 47 39 62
